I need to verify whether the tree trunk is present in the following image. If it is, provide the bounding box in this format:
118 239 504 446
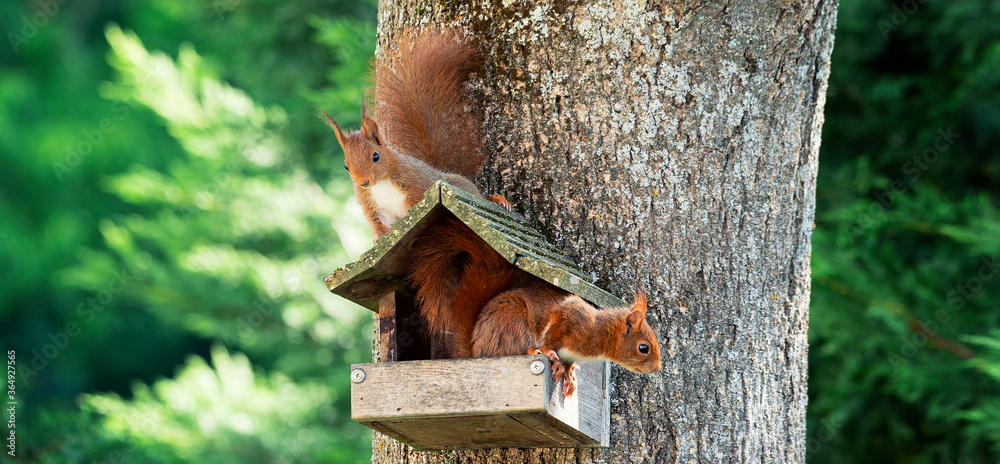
373 1 837 462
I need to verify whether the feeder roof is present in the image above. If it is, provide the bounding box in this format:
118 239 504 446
324 181 623 311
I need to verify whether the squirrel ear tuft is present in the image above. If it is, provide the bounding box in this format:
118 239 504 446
632 290 647 316
320 111 347 147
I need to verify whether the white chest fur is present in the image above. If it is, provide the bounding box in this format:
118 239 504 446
556 347 606 364
369 180 409 227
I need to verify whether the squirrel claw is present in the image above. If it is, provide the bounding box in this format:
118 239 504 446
530 348 576 397
488 194 512 211
562 363 579 398
562 378 577 398
529 348 562 369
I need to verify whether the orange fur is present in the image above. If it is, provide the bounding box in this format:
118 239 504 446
322 30 505 239
375 31 484 181
406 216 522 358
472 280 661 396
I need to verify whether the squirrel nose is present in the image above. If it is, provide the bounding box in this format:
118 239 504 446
361 180 370 187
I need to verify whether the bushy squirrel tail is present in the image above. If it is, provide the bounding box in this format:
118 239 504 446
407 216 521 358
374 30 484 182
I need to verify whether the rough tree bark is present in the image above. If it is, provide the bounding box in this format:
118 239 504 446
372 1 837 463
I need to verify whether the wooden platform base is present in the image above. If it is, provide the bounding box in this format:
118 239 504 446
350 355 610 450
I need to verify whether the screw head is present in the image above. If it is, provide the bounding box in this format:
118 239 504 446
529 360 545 375
351 368 366 383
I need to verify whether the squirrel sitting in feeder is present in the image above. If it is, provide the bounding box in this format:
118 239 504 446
471 280 661 397
407 216 523 359
322 30 509 239
408 216 662 396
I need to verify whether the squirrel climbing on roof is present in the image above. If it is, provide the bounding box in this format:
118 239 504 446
322 30 509 239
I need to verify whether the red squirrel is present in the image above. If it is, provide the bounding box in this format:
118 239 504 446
471 279 661 397
407 216 523 359
322 31 509 239
407 216 662 395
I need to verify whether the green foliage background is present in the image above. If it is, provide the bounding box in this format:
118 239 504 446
1 0 379 462
0 0 997 463
809 0 1000 462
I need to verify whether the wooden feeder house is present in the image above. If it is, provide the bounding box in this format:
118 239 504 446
324 181 624 450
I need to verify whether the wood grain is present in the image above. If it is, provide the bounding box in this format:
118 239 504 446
351 355 609 449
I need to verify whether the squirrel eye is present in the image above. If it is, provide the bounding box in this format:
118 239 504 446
343 164 349 171
638 343 650 355
372 152 380 162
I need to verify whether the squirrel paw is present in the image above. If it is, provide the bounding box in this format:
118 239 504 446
488 194 512 211
530 348 576 397
562 363 579 398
